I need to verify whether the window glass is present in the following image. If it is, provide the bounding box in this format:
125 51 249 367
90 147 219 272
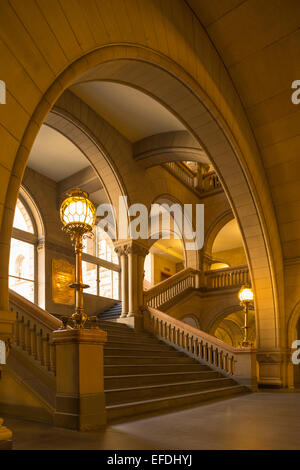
9 238 35 302
97 228 118 264
144 253 152 283
13 199 34 233
99 266 113 298
112 271 119 300
82 261 97 295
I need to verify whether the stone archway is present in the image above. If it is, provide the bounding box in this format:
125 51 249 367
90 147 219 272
203 210 234 271
45 101 129 235
1 43 283 385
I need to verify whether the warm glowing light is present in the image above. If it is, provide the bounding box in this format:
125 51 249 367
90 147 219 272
60 188 96 233
239 286 254 303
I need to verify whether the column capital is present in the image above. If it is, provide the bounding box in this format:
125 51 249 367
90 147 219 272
114 239 149 257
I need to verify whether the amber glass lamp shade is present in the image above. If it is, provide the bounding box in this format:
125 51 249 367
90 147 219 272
238 285 254 303
60 188 96 235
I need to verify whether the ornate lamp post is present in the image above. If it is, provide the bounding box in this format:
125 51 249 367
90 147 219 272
60 188 96 329
238 285 254 348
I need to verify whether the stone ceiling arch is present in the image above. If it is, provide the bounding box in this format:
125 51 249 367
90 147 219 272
1 43 282 362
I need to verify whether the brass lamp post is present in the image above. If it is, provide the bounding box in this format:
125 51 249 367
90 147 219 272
238 285 254 348
60 188 96 329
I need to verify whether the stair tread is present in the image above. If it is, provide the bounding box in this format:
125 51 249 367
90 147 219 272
105 355 190 359
105 377 231 393
106 385 245 409
105 370 218 379
105 363 208 368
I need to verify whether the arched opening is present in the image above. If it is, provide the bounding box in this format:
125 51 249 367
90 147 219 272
210 309 256 348
9 192 44 304
181 315 200 329
210 219 247 269
144 238 185 289
2 46 282 386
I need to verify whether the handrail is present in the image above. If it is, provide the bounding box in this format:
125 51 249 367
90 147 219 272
9 290 62 376
144 307 257 389
205 265 250 289
9 290 62 330
144 268 198 309
163 162 195 188
164 161 221 195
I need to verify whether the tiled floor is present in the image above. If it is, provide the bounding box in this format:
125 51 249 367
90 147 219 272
4 392 300 450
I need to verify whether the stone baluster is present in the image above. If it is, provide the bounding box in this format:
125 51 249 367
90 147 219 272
43 336 51 370
49 343 56 374
30 325 37 359
37 330 44 365
24 320 31 354
19 317 25 350
14 317 20 346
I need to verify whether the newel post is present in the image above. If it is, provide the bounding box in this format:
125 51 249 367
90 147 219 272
234 348 257 391
52 328 107 430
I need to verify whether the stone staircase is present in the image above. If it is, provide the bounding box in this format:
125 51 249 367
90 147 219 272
99 320 247 422
98 302 122 321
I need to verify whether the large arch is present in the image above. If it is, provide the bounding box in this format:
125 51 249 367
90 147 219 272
0 9 284 383
45 96 130 234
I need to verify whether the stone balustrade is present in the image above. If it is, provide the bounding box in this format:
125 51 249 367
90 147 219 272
9 289 62 376
164 161 195 187
164 162 221 194
144 268 198 309
202 170 221 191
144 306 257 389
205 265 250 289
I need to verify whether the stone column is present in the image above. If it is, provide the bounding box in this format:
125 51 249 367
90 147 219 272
115 246 128 318
127 245 138 318
52 328 107 430
127 241 148 330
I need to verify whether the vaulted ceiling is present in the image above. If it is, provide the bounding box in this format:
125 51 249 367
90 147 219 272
186 0 300 259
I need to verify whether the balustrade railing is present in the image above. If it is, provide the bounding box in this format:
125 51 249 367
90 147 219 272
9 290 62 376
164 162 195 188
205 265 249 289
144 268 198 309
202 170 221 191
144 307 256 389
164 162 221 195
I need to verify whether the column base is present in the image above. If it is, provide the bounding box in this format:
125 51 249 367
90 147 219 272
54 393 107 431
257 349 289 388
117 314 144 331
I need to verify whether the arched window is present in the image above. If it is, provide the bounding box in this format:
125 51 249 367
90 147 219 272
82 226 120 300
9 196 37 302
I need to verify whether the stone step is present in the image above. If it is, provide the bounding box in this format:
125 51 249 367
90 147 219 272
104 355 196 366
105 340 171 350
104 347 183 357
104 363 210 376
104 370 222 389
106 385 247 421
105 334 161 344
98 321 130 330
105 377 237 405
